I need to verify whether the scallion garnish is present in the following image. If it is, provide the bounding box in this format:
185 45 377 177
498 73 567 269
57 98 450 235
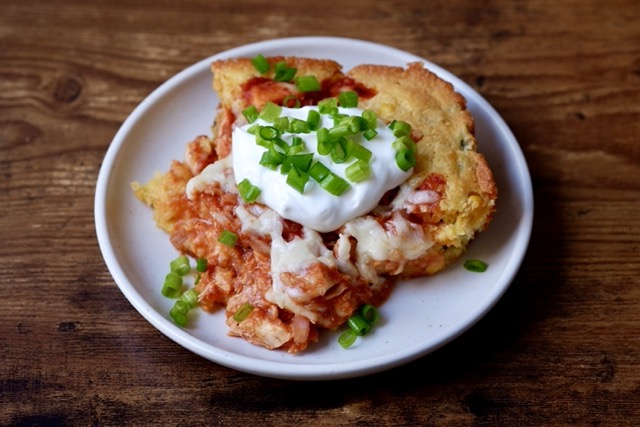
242 105 259 123
309 161 330 182
347 313 371 336
289 118 310 134
349 141 372 162
161 272 182 298
363 129 378 141
361 109 377 130
330 137 349 164
170 255 191 276
196 257 207 273
274 61 297 82
251 54 270 74
274 116 290 132
345 160 371 183
464 259 488 272
281 152 314 175
338 90 359 108
318 97 338 115
295 75 321 92
287 136 305 155
217 230 238 247
179 288 199 309
316 127 333 155
392 135 417 153
258 125 280 141
360 304 379 326
306 109 320 131
282 95 301 108
395 149 416 172
319 172 350 196
237 178 261 203
259 149 285 170
169 300 190 326
286 165 309 193
233 303 254 322
259 102 282 123
389 119 412 137
338 329 357 349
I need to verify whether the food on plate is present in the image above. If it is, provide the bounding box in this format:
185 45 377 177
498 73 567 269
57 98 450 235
132 55 497 353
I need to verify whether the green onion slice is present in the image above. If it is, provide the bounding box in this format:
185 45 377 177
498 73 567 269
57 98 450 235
319 172 350 196
295 75 321 92
318 98 338 114
180 289 199 309
286 166 309 194
309 161 330 182
347 313 371 336
274 61 297 82
338 329 357 349
306 109 321 131
237 178 261 203
395 149 416 172
258 125 280 141
196 257 207 273
251 54 270 74
282 95 301 108
161 272 182 298
338 90 359 108
259 102 282 123
274 116 290 132
359 304 379 326
242 105 259 123
169 300 190 326
330 137 349 164
389 120 412 137
363 128 378 141
349 141 372 162
316 128 333 155
170 255 191 276
218 230 238 247
345 160 371 183
392 135 417 153
362 109 377 130
233 303 254 322
464 259 488 272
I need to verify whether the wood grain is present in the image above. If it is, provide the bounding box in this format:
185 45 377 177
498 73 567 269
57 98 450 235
1 0 639 425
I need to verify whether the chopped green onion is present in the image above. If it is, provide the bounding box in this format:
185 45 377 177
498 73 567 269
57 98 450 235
169 300 190 326
196 257 207 273
242 105 259 123
258 125 280 141
251 54 270 74
287 136 305 155
274 61 297 82
347 313 371 336
237 178 261 203
286 166 309 194
289 118 310 134
338 90 359 108
306 109 321 130
170 255 191 276
389 120 412 137
319 172 350 196
295 75 320 92
259 102 282 123
316 127 333 155
330 137 349 164
247 123 260 135
309 161 330 182
274 116 290 132
345 160 371 183
338 329 357 349
464 259 488 272
233 303 254 322
318 98 338 114
281 153 314 174
392 135 417 153
361 109 377 130
180 288 199 309
359 304 379 326
259 149 285 170
328 124 352 139
349 141 372 162
161 272 182 298
363 128 378 141
218 230 238 247
282 95 301 108
395 149 416 172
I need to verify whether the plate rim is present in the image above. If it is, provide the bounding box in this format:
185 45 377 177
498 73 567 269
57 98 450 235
95 36 534 380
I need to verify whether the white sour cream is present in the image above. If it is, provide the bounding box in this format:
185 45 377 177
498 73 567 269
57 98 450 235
232 106 412 232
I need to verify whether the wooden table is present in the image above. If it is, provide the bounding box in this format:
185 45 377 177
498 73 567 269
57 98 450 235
2 0 639 424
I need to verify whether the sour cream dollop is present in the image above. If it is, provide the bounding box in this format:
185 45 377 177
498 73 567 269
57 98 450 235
230 106 412 232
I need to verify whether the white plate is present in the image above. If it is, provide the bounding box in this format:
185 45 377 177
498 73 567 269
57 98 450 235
95 37 533 380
